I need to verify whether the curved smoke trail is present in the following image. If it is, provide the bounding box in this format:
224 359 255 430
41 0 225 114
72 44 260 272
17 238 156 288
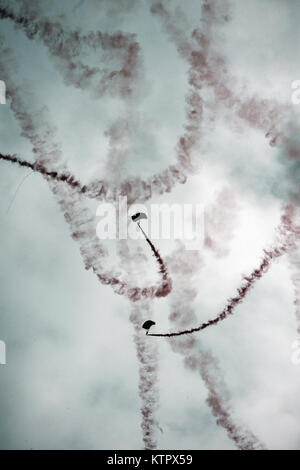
164 245 266 449
0 2 142 100
0 0 227 205
149 205 298 337
0 48 170 304
0 152 170 303
150 0 294 171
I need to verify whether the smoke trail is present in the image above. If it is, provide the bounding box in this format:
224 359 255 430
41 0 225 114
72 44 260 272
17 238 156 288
98 0 234 205
151 0 291 155
0 152 89 193
187 349 266 449
0 154 240 260
0 2 142 100
0 155 172 300
164 245 266 449
288 207 300 335
151 0 231 122
137 222 172 298
2 0 295 205
130 300 160 449
0 151 148 204
55 180 171 302
0 2 164 206
193 1 288 148
0 57 171 304
149 205 298 337
116 237 161 449
0 0 237 206
0 0 222 205
187 4 300 210
0 139 194 207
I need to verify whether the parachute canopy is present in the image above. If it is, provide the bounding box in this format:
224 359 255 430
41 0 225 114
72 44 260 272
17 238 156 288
131 212 147 222
142 320 156 331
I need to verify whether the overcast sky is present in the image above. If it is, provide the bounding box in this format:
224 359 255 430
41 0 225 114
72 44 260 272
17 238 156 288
0 0 300 450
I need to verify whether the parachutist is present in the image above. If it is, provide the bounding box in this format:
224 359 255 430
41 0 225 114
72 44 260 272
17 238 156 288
142 320 156 334
131 212 147 222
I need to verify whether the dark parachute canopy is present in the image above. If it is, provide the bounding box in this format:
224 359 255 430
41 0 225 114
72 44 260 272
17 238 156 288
131 212 147 222
142 320 156 333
